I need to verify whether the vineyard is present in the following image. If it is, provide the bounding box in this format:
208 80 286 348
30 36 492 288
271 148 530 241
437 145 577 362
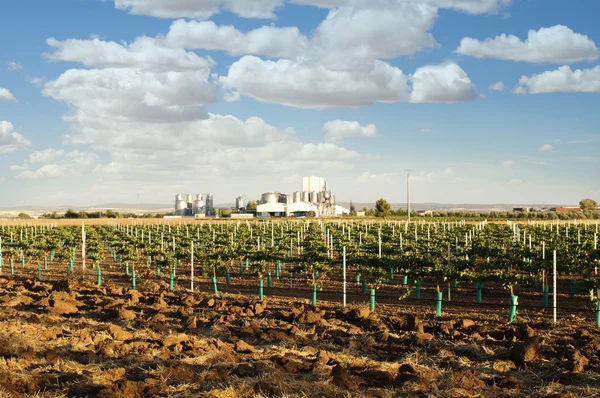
1 219 600 397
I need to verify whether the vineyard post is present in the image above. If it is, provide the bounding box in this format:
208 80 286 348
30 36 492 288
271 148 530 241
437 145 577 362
82 221 86 280
343 246 347 307
447 242 451 302
553 250 557 323
595 233 597 275
378 230 381 259
190 241 194 291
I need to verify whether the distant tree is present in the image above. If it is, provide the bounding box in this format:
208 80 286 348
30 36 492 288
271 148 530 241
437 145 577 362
17 212 31 219
246 200 260 211
374 198 391 218
64 209 79 219
349 201 357 216
580 198 598 211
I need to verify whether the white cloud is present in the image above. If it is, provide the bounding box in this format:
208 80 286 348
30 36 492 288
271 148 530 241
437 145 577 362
409 63 477 103
501 160 514 167
420 128 432 133
13 150 101 180
43 68 216 123
219 58 477 108
114 0 284 20
46 36 213 73
410 167 463 183
0 121 32 154
489 81 505 91
456 25 599 63
219 56 409 109
0 88 17 103
539 144 554 152
292 0 511 14
311 2 438 61
508 178 523 185
355 171 400 185
26 148 66 164
7 62 22 71
514 65 600 94
163 19 308 58
322 120 377 144
425 0 511 14
28 77 44 87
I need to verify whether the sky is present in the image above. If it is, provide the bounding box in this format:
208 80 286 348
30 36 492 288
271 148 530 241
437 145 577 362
0 0 599 207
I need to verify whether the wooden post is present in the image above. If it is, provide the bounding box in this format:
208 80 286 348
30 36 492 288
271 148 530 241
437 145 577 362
553 250 557 323
190 241 194 291
343 246 347 307
82 222 86 279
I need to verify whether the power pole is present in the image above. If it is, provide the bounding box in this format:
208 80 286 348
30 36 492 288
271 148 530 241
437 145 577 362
405 169 412 223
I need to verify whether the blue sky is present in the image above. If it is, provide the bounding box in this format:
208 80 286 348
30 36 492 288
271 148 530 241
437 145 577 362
0 0 599 207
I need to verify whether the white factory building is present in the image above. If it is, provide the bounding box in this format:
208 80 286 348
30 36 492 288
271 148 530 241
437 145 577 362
257 176 348 217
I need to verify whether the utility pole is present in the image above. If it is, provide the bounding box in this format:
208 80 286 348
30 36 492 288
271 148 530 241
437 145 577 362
405 169 412 223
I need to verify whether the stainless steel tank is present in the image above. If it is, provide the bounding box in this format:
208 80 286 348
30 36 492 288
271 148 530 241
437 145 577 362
278 193 290 204
205 193 214 216
236 195 245 209
302 191 310 202
175 196 187 216
193 195 205 214
261 192 278 204
293 191 301 203
310 191 318 203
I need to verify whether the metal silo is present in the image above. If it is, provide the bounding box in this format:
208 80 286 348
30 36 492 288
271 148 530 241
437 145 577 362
175 194 187 216
278 193 290 204
193 194 205 215
302 191 310 202
309 191 318 203
293 191 301 203
261 192 278 204
236 195 245 210
206 194 214 216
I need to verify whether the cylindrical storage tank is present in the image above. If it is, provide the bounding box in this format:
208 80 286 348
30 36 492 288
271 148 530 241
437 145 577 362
206 194 213 214
310 192 318 203
175 200 187 211
278 193 289 204
185 193 193 205
293 191 301 203
236 195 245 209
175 194 183 201
175 198 187 216
302 191 310 202
261 192 278 204
193 199 205 214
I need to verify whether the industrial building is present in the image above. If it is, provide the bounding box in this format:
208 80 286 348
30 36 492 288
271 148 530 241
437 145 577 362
174 193 214 217
256 176 344 217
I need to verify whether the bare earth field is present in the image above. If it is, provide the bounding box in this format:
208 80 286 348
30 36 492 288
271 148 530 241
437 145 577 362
1 255 599 398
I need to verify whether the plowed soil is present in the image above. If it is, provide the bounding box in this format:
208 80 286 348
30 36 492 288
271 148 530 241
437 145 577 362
1 260 599 398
